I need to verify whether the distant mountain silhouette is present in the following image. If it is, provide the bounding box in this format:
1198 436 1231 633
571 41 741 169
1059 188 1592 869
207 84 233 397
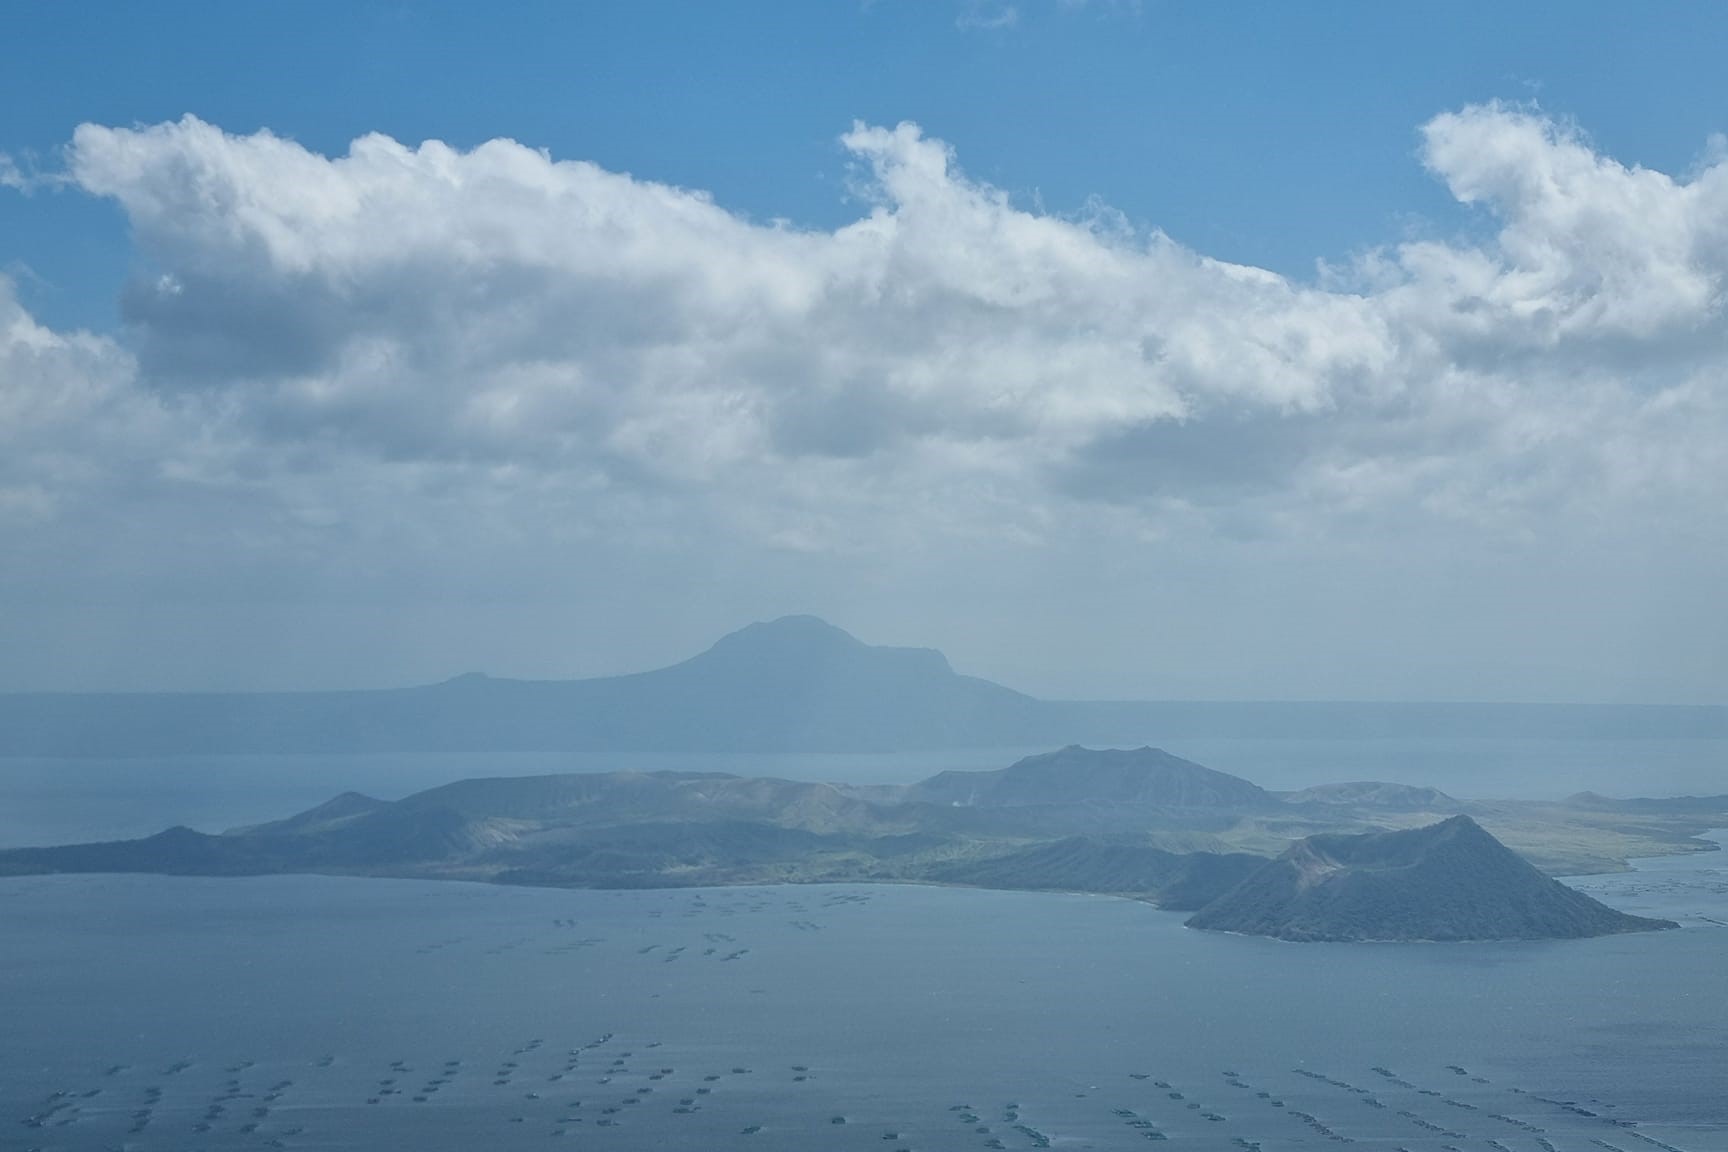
1564 791 1728 814
1185 816 1677 941
1 615 1724 755
0 616 1039 755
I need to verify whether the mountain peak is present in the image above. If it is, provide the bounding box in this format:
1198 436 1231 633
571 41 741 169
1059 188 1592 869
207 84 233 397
688 616 954 678
1187 815 1677 941
717 615 866 650
913 744 1271 809
1410 812 1485 840
435 671 493 687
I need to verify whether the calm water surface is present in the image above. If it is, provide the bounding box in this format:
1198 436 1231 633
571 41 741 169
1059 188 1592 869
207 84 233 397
3 747 1724 1149
3 864 1724 1151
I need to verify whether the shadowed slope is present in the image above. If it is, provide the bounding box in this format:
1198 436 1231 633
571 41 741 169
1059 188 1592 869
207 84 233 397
0 752 1271 887
1186 816 1678 941
1 752 1714 929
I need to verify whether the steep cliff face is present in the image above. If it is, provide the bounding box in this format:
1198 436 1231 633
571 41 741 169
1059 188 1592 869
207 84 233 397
1185 815 1678 941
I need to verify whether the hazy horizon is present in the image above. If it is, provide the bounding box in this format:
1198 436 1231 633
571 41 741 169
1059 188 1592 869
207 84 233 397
4 612 1727 709
5 4 1726 705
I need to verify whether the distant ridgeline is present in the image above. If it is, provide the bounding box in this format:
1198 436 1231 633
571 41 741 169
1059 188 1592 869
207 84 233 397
0 744 1708 941
2 616 1725 755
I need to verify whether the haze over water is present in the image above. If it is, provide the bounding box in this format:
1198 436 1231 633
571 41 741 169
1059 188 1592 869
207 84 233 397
5 853 1725 1151
4 741 1725 1149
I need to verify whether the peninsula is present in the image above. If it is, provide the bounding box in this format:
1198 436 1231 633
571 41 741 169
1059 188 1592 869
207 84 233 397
1 747 1716 941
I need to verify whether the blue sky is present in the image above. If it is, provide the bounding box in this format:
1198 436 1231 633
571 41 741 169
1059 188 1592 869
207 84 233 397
10 1 1728 331
2 2 1726 702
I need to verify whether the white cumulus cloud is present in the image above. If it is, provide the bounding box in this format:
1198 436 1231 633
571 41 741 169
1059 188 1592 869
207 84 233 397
24 106 1728 539
0 104 1723 697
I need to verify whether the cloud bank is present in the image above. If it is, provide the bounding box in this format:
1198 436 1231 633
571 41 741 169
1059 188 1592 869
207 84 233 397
3 103 1725 696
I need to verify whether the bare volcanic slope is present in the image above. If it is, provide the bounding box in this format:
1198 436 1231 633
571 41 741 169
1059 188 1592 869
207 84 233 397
0 770 917 886
1284 781 1464 812
3 752 1712 912
0 752 1268 889
912 745 1273 809
1185 815 1678 942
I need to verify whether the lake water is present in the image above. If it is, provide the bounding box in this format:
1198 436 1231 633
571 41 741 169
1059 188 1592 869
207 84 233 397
3 836 1725 1151
1 736 1724 848
3 748 1725 1150
1566 830 1728 928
